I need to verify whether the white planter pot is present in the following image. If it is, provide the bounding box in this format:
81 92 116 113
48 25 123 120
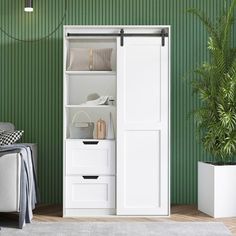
198 161 236 218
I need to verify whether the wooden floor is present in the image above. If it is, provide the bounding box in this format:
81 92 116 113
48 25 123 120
1 205 236 235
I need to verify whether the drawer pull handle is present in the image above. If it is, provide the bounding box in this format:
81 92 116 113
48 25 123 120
83 141 99 145
82 176 99 179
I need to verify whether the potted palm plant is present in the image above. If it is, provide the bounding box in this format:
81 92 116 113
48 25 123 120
188 0 236 217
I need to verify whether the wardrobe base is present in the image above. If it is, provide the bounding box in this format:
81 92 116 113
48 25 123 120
63 208 116 217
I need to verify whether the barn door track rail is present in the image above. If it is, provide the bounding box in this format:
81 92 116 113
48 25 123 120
67 28 169 47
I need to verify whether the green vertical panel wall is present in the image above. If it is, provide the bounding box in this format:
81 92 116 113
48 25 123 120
0 0 231 204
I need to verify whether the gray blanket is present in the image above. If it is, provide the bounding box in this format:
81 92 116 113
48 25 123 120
0 144 39 229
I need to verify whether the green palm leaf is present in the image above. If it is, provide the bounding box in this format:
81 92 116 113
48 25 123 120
188 0 236 163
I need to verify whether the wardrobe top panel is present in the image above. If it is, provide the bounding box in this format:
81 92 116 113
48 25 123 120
64 25 170 36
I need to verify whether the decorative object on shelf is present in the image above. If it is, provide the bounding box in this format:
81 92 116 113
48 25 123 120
87 93 100 102
106 112 115 140
82 95 110 106
70 111 94 139
67 48 90 71
93 48 113 71
67 48 113 71
96 119 106 139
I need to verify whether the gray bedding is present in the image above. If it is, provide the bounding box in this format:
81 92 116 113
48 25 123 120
0 144 39 229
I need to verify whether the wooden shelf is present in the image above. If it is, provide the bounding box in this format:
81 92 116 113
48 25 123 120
65 71 116 76
65 105 115 108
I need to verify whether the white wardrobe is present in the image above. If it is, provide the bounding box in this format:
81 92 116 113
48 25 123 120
63 26 170 217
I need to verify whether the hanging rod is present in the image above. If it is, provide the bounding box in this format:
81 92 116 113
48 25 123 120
67 28 168 47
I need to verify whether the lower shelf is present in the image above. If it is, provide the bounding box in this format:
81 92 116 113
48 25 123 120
66 138 115 141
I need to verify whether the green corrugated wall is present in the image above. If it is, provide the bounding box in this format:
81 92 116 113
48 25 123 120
0 0 231 204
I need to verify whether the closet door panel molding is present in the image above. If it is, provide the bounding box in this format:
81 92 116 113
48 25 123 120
117 36 169 215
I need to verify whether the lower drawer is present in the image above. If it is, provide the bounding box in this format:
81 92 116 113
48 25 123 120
65 176 115 209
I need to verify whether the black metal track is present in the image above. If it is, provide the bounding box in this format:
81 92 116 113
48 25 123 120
67 28 169 46
67 33 168 37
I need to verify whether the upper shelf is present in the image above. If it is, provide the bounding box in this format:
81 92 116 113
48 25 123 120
65 36 117 41
65 71 116 76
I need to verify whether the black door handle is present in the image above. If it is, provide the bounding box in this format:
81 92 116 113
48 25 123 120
82 176 99 179
83 141 99 145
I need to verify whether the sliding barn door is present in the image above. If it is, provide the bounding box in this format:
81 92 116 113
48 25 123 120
117 37 169 215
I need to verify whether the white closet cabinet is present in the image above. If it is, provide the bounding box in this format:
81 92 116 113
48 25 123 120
63 26 170 217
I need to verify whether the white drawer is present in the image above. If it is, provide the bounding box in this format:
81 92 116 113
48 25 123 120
65 176 115 209
66 139 115 175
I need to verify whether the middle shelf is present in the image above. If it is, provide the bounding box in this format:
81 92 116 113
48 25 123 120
64 74 116 106
65 70 116 76
65 105 116 108
64 105 116 140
